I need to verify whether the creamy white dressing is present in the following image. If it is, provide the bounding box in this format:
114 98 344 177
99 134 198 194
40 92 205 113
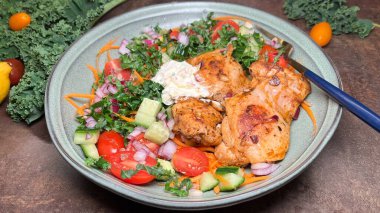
152 60 209 105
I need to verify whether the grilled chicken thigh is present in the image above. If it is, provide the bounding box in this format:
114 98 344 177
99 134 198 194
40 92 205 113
215 60 311 165
187 45 252 104
172 98 223 146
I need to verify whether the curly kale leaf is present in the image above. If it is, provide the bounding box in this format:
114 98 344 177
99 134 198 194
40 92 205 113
0 0 115 124
283 0 374 38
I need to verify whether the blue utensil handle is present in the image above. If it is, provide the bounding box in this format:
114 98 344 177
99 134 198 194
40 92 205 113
304 70 380 132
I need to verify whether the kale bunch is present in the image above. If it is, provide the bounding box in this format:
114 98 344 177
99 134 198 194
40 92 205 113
283 0 375 38
0 0 122 124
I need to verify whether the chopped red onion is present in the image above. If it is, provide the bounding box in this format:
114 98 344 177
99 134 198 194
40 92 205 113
84 109 91 115
157 111 166 121
251 163 280 176
158 140 177 160
111 105 119 113
251 163 272 170
144 39 154 46
94 107 102 113
166 119 175 131
132 141 156 158
133 150 148 162
127 127 145 140
178 32 189 46
85 117 97 128
119 39 130 55
169 131 175 139
108 84 118 94
189 189 203 197
85 133 92 140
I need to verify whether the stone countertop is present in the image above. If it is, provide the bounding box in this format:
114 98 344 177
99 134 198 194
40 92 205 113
1 0 379 212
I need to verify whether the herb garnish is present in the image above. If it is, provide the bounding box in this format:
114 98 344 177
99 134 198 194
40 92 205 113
85 157 111 171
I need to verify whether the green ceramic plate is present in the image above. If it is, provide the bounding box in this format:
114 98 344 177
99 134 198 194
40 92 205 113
46 2 342 210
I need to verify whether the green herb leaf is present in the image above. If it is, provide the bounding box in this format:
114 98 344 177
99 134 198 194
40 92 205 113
164 177 193 197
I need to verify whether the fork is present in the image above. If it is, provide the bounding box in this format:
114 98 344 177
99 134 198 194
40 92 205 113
254 25 380 132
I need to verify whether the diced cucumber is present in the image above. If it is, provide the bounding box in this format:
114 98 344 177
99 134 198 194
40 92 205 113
239 25 252 35
137 98 162 118
200 172 219 192
216 173 245 192
144 121 170 145
156 159 175 181
215 166 244 176
80 144 100 159
73 129 100 145
135 112 156 128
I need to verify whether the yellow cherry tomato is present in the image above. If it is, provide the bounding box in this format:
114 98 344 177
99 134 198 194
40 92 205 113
9 12 31 31
0 62 12 103
310 22 332 47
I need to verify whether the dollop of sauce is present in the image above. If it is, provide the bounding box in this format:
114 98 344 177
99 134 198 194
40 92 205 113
152 60 209 105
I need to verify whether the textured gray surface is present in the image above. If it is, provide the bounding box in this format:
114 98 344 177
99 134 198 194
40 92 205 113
1 0 379 212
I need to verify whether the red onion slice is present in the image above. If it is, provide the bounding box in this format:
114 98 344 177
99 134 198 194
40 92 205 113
251 163 272 170
293 107 300 120
252 163 280 176
127 127 146 140
166 119 175 131
85 117 97 128
169 131 175 139
119 39 130 55
85 133 92 140
108 84 118 94
158 140 177 160
178 32 189 46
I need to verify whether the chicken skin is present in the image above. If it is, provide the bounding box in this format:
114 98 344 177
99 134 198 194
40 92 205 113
172 98 223 146
187 45 252 104
215 60 311 165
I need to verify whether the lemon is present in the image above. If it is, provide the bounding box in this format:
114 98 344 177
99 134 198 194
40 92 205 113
0 62 12 103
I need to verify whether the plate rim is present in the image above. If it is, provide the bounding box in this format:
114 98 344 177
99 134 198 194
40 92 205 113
45 1 343 210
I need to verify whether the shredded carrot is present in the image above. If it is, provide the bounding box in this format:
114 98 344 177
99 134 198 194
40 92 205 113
303 100 312 107
215 174 229 185
107 51 113 62
65 93 95 99
89 88 95 104
133 70 144 84
241 176 269 186
77 104 89 115
213 185 220 194
243 173 254 179
172 137 189 147
86 64 100 84
161 47 167 53
113 112 135 122
97 38 119 56
64 96 84 116
95 38 119 72
214 15 252 23
190 175 201 183
301 102 318 134
197 146 215 153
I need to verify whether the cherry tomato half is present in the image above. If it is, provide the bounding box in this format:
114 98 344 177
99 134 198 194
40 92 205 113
110 150 156 185
211 20 240 43
172 147 209 177
4 59 25 86
97 131 125 160
104 59 131 81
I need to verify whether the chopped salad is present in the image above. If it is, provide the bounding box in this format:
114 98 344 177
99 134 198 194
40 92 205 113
66 13 316 197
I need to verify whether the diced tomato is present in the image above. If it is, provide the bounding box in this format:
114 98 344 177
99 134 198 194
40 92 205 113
110 149 156 185
172 147 209 177
104 59 131 81
259 45 288 68
169 30 179 40
211 20 240 43
97 131 125 161
278 55 288 68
